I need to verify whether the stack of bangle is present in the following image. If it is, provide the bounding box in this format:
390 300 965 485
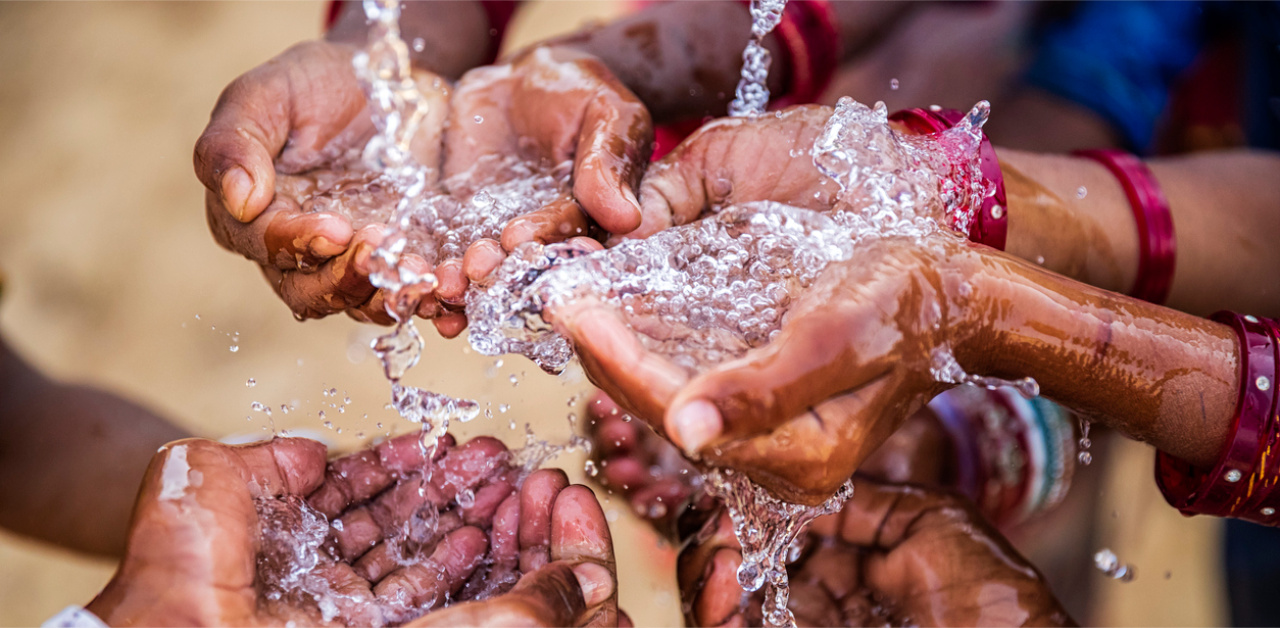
1073 148 1176 305
889 107 1008 251
929 387 1076 527
767 0 840 109
1156 312 1280 525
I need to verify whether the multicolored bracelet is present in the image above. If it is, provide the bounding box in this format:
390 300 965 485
928 387 1076 527
1155 312 1280 525
889 107 1008 251
325 0 521 66
1073 148 1176 305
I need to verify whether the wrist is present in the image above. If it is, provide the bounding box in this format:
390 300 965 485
325 0 494 79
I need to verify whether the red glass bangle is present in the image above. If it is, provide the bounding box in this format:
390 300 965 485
769 0 840 109
325 0 520 65
1073 148 1176 305
1155 312 1280 525
889 107 1008 251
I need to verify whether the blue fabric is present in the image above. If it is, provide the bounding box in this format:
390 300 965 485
1025 2 1204 153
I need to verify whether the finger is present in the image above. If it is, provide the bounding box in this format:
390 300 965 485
796 540 862 600
206 189 355 271
405 560 605 627
664 302 899 454
697 547 746 627
551 484 618 627
433 259 468 305
374 525 490 611
275 226 385 320
462 238 506 283
500 195 592 251
430 436 511 501
307 449 395 518
378 432 456 474
313 562 384 626
571 86 652 235
232 437 328 498
333 476 448 561
432 311 468 338
518 468 571 573
551 298 688 431
460 477 515 526
353 510 465 583
348 289 397 326
788 579 842 627
490 494 521 569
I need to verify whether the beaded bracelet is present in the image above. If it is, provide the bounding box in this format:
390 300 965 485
928 387 1075 527
889 108 1008 250
1155 312 1280 525
1073 148 1176 305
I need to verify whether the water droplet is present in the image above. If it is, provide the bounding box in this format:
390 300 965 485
1226 469 1242 482
473 115 484 124
1077 186 1088 199
229 345 239 353
246 378 256 387
412 37 425 52
1094 548 1136 582
889 78 899 90
584 460 599 477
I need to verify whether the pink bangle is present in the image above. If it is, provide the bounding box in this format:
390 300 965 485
1155 312 1280 525
1073 149 1176 305
889 107 1008 251
769 0 840 109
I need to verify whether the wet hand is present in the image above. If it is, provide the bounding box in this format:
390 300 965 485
442 46 653 301
85 434 620 626
195 40 451 325
679 478 1072 627
626 105 841 240
556 233 1002 505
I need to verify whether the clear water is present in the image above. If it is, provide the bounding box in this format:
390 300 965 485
466 98 999 627
728 0 788 117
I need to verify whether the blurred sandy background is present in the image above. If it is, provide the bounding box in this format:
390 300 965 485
0 2 1226 626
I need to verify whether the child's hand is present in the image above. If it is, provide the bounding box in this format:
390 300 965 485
627 106 841 240
678 478 1072 627
441 46 654 301
196 41 451 324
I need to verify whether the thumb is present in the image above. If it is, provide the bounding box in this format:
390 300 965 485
193 74 288 223
405 560 612 627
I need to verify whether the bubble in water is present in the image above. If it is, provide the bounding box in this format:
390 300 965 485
1094 548 1136 582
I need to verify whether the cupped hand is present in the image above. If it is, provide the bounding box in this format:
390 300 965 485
556 233 1004 505
625 105 840 240
679 477 1073 627
441 46 654 302
86 433 620 627
195 40 451 324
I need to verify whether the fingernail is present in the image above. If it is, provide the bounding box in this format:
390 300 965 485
309 236 344 258
221 166 253 222
572 562 614 607
669 399 723 454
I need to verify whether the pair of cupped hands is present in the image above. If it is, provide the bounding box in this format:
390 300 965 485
197 41 1028 510
87 431 1069 627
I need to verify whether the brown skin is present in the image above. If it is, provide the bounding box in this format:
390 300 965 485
197 38 653 328
679 478 1074 627
551 107 1261 503
0 338 190 556
85 435 619 627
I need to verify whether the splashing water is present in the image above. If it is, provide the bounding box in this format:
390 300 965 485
707 468 855 627
1078 418 1093 465
729 0 788 117
931 346 1040 398
466 98 998 627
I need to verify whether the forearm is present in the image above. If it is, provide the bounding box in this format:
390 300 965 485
546 1 780 123
1002 148 1280 317
0 341 189 556
960 250 1238 467
326 0 493 79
